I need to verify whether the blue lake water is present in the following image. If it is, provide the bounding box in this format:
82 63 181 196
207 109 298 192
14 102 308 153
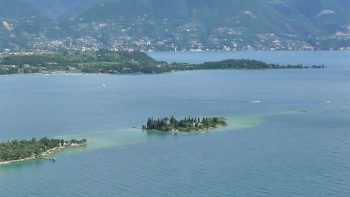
0 51 349 196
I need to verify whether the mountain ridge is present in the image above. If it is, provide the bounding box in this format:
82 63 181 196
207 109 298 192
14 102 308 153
0 0 349 51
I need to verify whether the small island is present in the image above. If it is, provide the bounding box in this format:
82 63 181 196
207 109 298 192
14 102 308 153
142 116 227 132
0 137 87 165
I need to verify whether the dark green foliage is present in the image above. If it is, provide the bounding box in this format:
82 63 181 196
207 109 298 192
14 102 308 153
197 59 309 70
0 137 87 161
143 116 227 132
0 50 166 74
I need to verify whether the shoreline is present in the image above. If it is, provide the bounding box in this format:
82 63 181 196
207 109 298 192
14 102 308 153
143 125 223 133
0 143 86 166
0 65 326 77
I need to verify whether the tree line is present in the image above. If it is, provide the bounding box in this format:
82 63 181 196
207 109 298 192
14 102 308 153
0 137 87 161
143 116 227 132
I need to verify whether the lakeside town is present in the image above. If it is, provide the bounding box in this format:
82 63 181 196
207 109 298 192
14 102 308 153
3 32 350 53
2 17 350 52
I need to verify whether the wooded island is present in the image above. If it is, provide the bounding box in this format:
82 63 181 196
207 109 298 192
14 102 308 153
143 116 227 132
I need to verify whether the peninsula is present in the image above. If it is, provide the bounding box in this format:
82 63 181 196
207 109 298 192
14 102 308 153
0 137 87 165
0 50 324 75
142 116 227 132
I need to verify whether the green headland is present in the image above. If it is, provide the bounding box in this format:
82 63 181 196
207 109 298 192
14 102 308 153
0 50 324 75
0 137 87 165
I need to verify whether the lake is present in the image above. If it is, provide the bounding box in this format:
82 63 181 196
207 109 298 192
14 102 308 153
0 51 349 196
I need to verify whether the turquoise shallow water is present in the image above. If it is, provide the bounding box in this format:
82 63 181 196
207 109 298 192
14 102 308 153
0 51 349 196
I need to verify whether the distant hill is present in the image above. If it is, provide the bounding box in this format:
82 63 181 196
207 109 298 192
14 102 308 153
0 0 46 19
0 24 11 49
23 0 102 19
0 0 349 51
78 0 349 35
270 0 350 34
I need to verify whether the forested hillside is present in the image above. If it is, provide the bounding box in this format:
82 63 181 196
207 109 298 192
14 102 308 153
0 0 349 51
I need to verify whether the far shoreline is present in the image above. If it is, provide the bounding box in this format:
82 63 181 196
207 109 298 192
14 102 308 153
0 50 326 77
0 65 326 78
